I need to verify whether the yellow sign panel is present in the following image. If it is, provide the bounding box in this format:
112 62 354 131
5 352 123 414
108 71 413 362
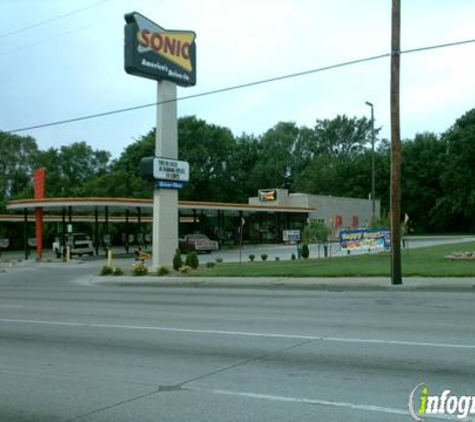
137 29 195 72
124 12 196 86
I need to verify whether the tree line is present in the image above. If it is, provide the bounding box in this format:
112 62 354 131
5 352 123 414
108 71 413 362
1 108 475 234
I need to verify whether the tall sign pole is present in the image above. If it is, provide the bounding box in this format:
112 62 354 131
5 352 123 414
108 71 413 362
124 12 196 269
153 81 178 269
390 0 402 285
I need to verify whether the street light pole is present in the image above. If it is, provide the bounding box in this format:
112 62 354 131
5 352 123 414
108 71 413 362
365 101 376 220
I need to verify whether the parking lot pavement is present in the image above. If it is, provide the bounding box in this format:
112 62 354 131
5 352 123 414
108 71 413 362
3 235 475 266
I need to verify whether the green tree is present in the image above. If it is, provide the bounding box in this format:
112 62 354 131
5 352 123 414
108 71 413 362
0 132 39 206
227 133 260 201
313 115 372 159
303 220 330 258
251 122 300 190
37 141 111 197
401 132 445 233
86 131 154 198
303 220 330 244
294 115 377 197
91 117 238 201
435 109 475 231
178 116 236 202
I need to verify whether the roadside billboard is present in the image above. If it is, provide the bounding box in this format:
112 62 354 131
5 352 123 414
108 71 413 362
339 229 390 251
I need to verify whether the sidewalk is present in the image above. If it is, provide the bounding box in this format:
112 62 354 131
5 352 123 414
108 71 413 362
90 275 475 292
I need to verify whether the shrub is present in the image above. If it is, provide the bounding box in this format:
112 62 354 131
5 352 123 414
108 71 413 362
113 267 125 276
157 266 170 276
261 254 268 261
206 262 216 268
180 265 192 274
291 253 296 261
185 251 199 269
249 254 255 262
215 257 223 263
302 244 310 259
275 257 280 261
173 249 183 271
100 265 114 276
132 262 149 276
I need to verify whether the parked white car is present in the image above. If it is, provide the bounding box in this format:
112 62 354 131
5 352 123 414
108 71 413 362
53 233 94 258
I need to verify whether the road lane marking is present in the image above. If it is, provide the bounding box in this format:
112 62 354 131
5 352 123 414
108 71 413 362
187 387 461 420
0 318 474 350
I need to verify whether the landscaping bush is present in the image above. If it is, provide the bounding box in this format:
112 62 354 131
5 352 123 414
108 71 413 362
249 254 255 262
173 249 183 271
301 244 310 259
100 265 114 276
157 266 170 276
113 267 125 276
206 262 216 268
180 265 192 274
291 253 296 261
216 257 223 263
132 262 149 276
185 251 199 269
261 254 268 261
275 257 280 261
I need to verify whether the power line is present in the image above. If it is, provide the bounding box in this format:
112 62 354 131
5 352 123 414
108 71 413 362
402 38 475 55
0 0 109 40
0 22 101 57
7 53 390 133
6 37 475 134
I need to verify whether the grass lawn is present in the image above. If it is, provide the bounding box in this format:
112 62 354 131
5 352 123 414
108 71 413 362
191 241 475 277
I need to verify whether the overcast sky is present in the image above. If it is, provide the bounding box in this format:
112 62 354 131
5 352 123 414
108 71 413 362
1 0 475 158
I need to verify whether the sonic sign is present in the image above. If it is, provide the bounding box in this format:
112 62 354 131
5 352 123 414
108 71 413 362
124 12 196 86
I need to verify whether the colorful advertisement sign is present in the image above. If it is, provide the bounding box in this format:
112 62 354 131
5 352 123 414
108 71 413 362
259 189 277 202
339 229 390 251
124 12 196 86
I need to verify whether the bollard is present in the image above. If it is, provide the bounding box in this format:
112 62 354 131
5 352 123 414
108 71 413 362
107 248 112 267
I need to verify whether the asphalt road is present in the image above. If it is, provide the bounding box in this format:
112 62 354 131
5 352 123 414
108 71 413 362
0 263 474 421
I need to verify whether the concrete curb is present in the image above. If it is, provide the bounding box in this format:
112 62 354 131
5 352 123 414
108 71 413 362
89 276 475 292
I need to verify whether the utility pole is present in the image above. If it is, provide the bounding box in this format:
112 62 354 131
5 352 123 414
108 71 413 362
390 0 402 285
365 101 376 220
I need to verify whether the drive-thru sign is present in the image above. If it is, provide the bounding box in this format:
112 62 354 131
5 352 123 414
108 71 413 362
139 156 190 183
124 12 195 269
153 158 189 182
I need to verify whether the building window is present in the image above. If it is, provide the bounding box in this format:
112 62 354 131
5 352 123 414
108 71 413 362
334 215 343 227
